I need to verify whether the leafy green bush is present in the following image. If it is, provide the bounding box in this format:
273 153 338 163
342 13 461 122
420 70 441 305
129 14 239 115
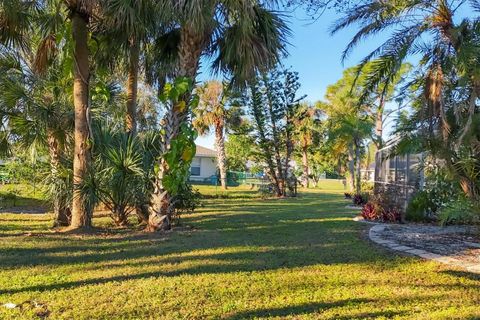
406 168 463 223
174 183 202 218
93 123 161 226
361 181 374 192
406 191 437 222
353 192 370 206
438 198 480 226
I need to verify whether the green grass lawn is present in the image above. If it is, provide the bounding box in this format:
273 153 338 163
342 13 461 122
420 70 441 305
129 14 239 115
0 183 46 210
0 183 479 319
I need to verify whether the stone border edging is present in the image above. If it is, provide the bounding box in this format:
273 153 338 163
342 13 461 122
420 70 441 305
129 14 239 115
368 224 480 274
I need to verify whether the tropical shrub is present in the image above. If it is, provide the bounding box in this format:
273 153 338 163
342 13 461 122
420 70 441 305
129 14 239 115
361 202 377 220
172 183 202 220
382 208 401 223
93 124 161 226
406 168 466 223
353 193 369 206
94 125 144 226
406 190 437 222
361 194 401 222
438 198 480 226
361 181 374 192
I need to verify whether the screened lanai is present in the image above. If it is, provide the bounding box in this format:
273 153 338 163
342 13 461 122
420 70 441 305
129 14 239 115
374 140 424 210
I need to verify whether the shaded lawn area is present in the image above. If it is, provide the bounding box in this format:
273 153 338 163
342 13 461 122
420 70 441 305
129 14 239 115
0 184 479 319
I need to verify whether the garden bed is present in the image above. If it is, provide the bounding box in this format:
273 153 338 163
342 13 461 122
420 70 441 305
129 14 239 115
368 223 480 273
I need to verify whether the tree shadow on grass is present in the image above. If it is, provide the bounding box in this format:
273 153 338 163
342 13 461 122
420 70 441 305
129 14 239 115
440 270 480 281
0 217 381 271
223 298 377 319
1 191 469 297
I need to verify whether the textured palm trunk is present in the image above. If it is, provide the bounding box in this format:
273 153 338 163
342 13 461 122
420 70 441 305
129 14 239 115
70 12 92 229
354 138 362 195
373 96 384 194
147 106 176 232
147 27 206 232
126 38 139 135
459 176 479 201
283 112 295 195
347 145 355 192
301 145 309 188
177 26 205 81
267 103 285 196
215 121 228 190
426 65 450 144
48 131 71 227
375 97 384 149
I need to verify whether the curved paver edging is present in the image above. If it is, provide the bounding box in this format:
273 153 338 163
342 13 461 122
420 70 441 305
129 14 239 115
368 224 480 274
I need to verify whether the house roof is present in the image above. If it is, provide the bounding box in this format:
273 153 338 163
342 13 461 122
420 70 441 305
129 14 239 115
196 145 216 157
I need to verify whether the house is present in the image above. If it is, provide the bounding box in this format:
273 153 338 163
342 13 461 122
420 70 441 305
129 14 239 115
360 162 376 182
189 145 217 182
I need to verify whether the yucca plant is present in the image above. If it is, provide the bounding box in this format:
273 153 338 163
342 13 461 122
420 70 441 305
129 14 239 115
93 123 149 226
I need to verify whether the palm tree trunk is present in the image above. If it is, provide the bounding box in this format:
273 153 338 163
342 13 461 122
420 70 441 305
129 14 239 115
375 96 384 149
373 96 384 194
126 38 139 135
459 176 479 201
354 138 362 195
283 113 295 195
301 145 309 188
347 145 355 192
148 26 207 232
70 12 92 229
215 121 228 190
48 131 70 227
177 26 205 80
147 106 176 232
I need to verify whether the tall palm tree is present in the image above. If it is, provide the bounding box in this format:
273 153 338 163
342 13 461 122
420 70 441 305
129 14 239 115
0 50 74 226
146 0 290 230
193 80 241 190
99 0 157 135
332 0 461 139
323 67 374 194
293 103 322 188
65 0 96 229
333 0 480 199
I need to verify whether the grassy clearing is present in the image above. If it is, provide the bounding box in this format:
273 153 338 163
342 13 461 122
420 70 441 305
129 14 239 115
193 184 262 199
0 184 46 210
0 183 479 319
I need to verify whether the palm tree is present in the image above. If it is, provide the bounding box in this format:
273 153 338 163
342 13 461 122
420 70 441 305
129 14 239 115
0 0 36 51
65 0 96 229
99 0 157 135
294 103 322 188
333 0 480 199
193 80 241 190
323 67 374 194
332 0 461 141
0 0 77 226
145 1 290 230
0 49 74 226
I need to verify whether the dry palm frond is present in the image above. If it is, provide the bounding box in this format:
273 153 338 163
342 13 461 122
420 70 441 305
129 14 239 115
33 34 57 75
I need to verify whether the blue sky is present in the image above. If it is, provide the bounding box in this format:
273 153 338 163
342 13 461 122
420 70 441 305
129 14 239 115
196 7 388 149
195 4 477 149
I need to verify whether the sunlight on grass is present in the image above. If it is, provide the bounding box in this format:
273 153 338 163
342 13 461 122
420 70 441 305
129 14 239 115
0 186 479 319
